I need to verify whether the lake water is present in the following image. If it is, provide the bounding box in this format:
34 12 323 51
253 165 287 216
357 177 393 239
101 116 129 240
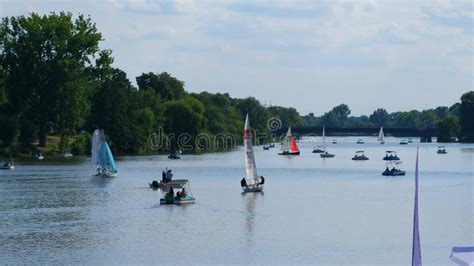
0 137 472 265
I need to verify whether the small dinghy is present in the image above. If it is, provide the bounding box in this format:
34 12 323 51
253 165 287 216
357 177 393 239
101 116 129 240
332 139 337 144
320 125 335 158
160 179 196 205
241 114 264 192
378 126 385 144
352 151 369 161
263 145 270 150
437 146 447 154
91 129 118 178
382 161 406 176
399 139 408 145
356 139 364 144
278 127 300 155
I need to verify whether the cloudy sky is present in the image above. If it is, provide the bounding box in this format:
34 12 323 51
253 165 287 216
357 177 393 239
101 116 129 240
1 0 472 115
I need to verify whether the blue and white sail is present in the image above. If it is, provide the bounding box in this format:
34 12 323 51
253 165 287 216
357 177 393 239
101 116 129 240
412 147 422 266
92 129 117 176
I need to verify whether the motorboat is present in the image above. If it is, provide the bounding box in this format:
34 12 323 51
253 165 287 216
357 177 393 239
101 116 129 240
437 146 447 154
312 146 324 153
352 151 369 161
382 161 406 176
91 129 118 178
263 145 270 150
241 114 265 192
168 153 180 159
160 179 196 205
399 139 408 145
1 159 14 170
383 151 400 161
332 139 337 144
356 139 364 144
408 138 413 143
278 127 300 155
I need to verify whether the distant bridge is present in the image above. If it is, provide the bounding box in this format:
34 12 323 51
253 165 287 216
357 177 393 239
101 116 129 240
274 127 437 142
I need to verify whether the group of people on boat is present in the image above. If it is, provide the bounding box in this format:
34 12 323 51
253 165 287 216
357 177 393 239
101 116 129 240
95 166 112 176
382 166 405 176
240 176 265 188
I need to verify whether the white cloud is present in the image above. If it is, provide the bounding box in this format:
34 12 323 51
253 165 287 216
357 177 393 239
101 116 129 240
0 0 471 114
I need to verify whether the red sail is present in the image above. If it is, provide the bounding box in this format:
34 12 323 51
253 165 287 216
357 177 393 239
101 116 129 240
290 137 299 152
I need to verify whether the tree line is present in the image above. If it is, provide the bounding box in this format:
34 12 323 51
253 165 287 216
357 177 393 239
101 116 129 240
302 92 473 142
0 12 472 157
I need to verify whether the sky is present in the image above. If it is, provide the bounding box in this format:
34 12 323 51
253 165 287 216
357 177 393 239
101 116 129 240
0 0 472 116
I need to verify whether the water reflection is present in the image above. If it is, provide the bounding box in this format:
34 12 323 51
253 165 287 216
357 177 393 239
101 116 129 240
241 191 263 262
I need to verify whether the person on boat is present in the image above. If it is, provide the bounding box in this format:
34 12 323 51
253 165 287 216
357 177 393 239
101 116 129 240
240 178 247 188
391 167 396 173
177 188 186 198
259 176 265 185
162 170 167 183
166 169 173 181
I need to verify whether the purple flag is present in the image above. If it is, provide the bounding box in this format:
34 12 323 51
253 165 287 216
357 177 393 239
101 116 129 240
412 148 422 266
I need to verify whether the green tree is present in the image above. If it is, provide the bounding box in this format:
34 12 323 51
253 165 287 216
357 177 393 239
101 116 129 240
0 12 104 147
18 118 37 147
331 104 351 126
136 72 185 100
0 114 18 149
267 106 303 128
437 115 460 142
234 97 271 134
369 108 389 127
163 96 207 150
459 91 474 142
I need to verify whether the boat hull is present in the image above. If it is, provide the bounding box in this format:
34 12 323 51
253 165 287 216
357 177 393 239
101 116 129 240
242 185 263 193
278 151 300 155
0 166 14 170
320 154 335 158
160 197 196 205
352 157 369 161
382 171 406 176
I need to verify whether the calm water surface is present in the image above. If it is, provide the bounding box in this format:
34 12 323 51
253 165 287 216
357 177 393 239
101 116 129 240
0 137 473 265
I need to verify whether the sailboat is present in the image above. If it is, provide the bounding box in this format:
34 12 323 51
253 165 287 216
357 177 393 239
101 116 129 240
378 126 385 144
278 127 300 155
91 129 118 178
320 125 335 158
411 148 421 266
241 114 264 192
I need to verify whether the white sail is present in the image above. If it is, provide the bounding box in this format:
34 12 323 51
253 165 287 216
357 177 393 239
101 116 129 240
281 127 291 152
91 129 102 166
244 114 258 185
378 126 385 142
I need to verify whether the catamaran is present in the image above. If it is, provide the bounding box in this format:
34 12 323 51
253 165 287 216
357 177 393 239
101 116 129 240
278 127 300 155
91 129 118 178
378 126 385 144
320 125 335 158
241 114 264 192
